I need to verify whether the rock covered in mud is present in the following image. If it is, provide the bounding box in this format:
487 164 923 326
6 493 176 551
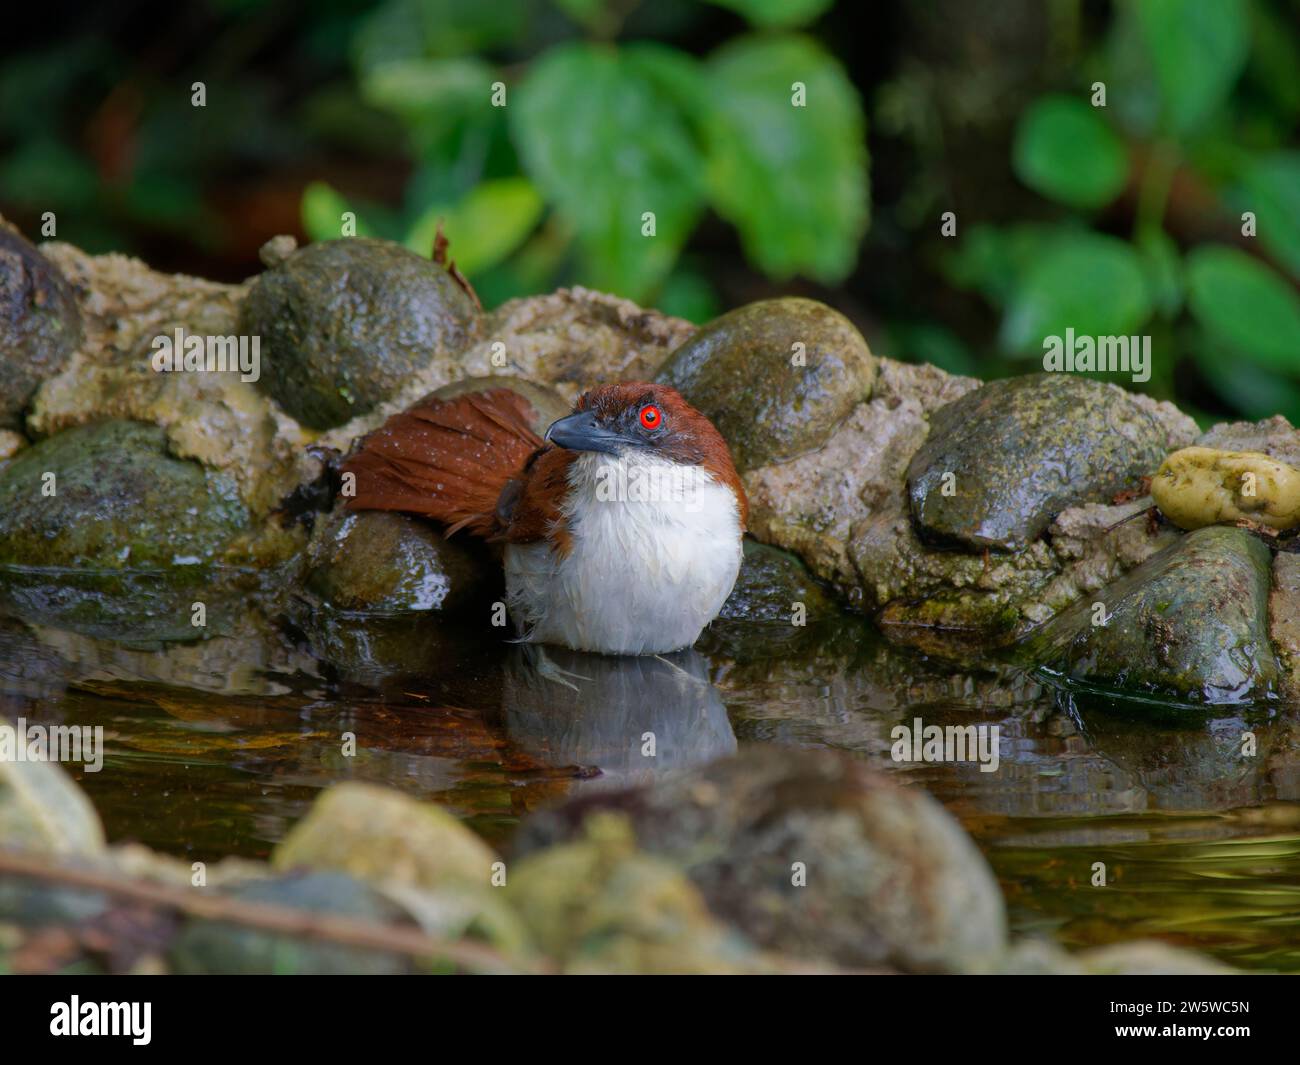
1152 446 1300 530
241 238 481 429
0 419 249 568
0 222 82 428
273 782 498 891
513 746 1007 972
656 297 876 472
1029 526 1280 706
504 813 762 974
303 508 488 614
907 374 1171 552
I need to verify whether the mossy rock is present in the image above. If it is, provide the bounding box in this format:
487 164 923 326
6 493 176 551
0 420 249 568
1027 525 1280 707
0 224 82 428
513 747 1006 972
656 297 876 472
241 238 480 429
907 374 1169 552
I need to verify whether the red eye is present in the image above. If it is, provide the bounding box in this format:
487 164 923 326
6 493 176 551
639 404 662 430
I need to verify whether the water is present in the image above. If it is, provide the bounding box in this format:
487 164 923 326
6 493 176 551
3 580 1298 972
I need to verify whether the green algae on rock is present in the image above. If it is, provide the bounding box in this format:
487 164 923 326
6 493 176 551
1027 526 1280 706
0 420 249 568
513 746 1007 973
907 374 1170 552
0 223 82 429
303 507 488 614
656 297 876 472
241 237 481 429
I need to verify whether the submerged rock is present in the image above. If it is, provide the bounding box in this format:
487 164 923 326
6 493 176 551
907 374 1171 552
513 747 1007 972
0 223 82 428
1028 526 1280 706
241 237 481 429
303 508 488 614
0 420 249 568
273 782 498 891
1152 446 1300 530
656 297 876 472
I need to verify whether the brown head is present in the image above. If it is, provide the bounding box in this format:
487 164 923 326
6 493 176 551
543 382 747 528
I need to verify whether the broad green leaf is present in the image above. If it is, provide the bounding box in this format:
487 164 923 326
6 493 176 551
404 177 544 274
943 222 1082 307
360 56 495 126
301 181 374 241
1189 332 1300 424
1235 153 1300 281
1001 234 1152 354
703 34 868 282
353 0 529 72
1186 245 1300 375
1135 0 1248 133
704 0 834 29
511 42 705 300
1012 94 1129 209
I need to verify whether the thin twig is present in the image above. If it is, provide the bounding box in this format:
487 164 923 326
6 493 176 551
0 849 549 974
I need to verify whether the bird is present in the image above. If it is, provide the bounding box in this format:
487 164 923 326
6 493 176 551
339 381 747 656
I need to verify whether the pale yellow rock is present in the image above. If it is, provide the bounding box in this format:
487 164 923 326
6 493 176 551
272 782 498 891
1151 446 1300 530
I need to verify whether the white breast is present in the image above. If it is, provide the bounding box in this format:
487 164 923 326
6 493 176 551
503 451 743 655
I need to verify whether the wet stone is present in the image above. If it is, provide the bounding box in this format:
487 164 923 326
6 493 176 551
0 419 249 568
1028 526 1280 707
0 223 82 428
907 374 1170 552
656 297 876 472
240 238 481 429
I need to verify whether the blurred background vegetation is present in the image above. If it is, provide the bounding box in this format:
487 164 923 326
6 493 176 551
2 0 1298 425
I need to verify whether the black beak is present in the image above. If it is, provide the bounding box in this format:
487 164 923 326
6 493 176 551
544 409 624 455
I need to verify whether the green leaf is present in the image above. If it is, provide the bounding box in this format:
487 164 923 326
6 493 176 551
1012 94 1128 209
704 0 834 29
360 56 495 129
703 34 868 282
1235 152 1300 281
353 0 529 71
1137 227 1183 318
404 177 544 275
1189 332 1300 424
1186 245 1300 375
1135 0 1249 133
301 181 374 241
511 42 705 300
1001 233 1152 354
